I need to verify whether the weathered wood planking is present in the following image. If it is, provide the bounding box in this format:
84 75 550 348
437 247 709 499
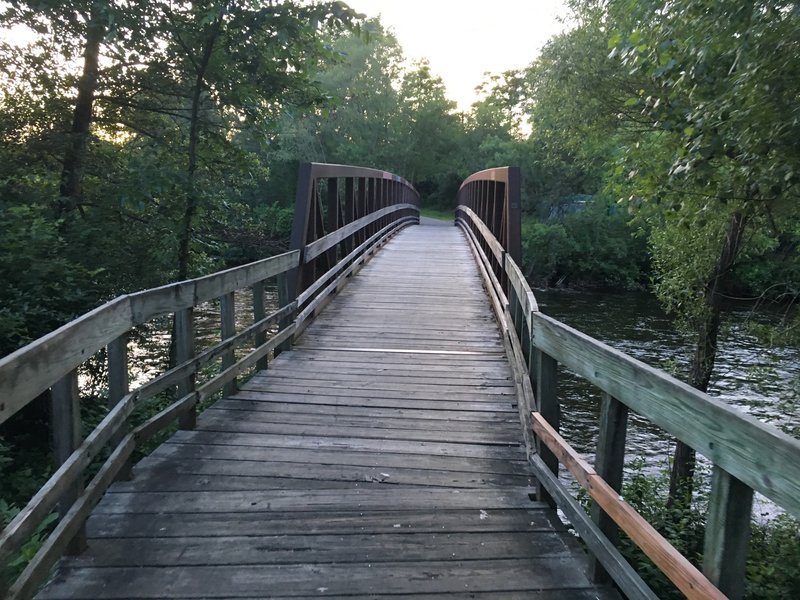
37 223 615 599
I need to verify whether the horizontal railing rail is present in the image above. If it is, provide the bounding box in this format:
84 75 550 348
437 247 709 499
455 166 800 600
0 162 419 599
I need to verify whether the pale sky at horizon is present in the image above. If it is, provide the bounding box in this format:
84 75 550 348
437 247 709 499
344 0 571 110
1 1 572 111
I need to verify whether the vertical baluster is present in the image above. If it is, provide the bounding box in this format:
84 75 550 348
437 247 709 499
344 178 355 254
276 271 294 355
702 466 753 600
326 177 339 270
175 307 196 429
533 349 559 507
107 333 131 480
220 291 236 395
288 163 313 300
369 178 378 237
50 370 87 554
252 281 268 369
357 177 367 245
591 392 629 582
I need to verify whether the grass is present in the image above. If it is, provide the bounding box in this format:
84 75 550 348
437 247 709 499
419 206 455 221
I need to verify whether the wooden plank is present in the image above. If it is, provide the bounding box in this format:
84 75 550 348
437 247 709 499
205 405 519 431
86 507 556 539
126 250 300 324
0 296 132 425
228 391 516 412
213 398 518 423
245 374 514 394
195 414 519 446
232 384 515 403
93 488 538 514
149 443 529 476
702 466 753 600
530 311 800 516
71 531 574 567
258 364 512 382
37 558 595 598
111 465 532 492
164 431 523 461
531 412 725 600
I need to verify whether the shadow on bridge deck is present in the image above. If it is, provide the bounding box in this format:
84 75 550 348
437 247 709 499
37 223 618 599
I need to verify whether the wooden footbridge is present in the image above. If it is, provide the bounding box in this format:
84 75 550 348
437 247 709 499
1 164 799 600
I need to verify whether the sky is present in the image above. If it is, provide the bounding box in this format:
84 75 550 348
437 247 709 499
344 0 571 110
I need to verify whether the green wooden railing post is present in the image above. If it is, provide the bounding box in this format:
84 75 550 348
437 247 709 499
50 371 87 554
220 291 237 396
175 307 196 429
107 333 132 480
252 281 268 369
533 348 559 508
591 392 629 583
703 466 754 600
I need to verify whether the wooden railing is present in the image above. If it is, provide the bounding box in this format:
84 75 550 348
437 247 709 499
284 162 419 339
456 166 800 600
0 162 418 599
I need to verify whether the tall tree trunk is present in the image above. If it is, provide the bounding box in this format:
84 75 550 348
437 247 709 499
668 211 749 507
176 10 225 280
58 3 104 218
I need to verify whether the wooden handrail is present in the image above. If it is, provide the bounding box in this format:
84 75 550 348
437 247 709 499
456 165 800 600
0 162 419 600
532 412 726 600
0 251 300 425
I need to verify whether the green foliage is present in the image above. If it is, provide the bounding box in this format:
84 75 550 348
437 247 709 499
521 201 649 288
747 514 800 599
0 499 58 585
0 205 102 355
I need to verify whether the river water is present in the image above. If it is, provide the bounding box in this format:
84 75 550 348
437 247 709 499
535 289 799 517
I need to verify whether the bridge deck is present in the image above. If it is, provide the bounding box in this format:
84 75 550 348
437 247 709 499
38 222 615 599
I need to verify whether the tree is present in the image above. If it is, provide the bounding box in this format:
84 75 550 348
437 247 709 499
607 0 800 502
